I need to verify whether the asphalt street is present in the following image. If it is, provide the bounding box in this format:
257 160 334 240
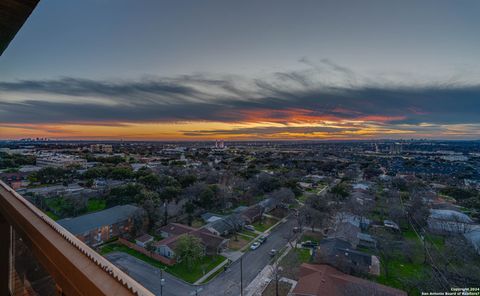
105 217 296 296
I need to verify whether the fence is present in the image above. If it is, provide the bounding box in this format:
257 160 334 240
118 237 176 266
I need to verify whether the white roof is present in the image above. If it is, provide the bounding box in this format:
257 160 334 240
429 209 473 223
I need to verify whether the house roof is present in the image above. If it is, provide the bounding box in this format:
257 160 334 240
318 238 373 267
58 205 140 235
429 209 473 223
155 226 226 251
159 222 196 236
135 234 153 243
291 264 407 296
242 205 263 220
464 225 480 252
208 213 244 233
328 222 360 244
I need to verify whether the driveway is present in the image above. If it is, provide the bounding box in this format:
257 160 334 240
105 217 296 296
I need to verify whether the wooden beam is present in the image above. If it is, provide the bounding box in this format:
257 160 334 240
0 214 10 295
0 182 154 296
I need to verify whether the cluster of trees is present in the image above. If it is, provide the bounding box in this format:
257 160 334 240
28 167 77 185
0 152 36 169
82 165 135 181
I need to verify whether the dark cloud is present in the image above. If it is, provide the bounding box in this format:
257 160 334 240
0 70 479 127
183 125 361 137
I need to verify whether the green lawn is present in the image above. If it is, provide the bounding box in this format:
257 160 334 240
46 211 59 220
297 194 310 203
86 198 106 212
372 227 443 293
240 229 257 237
377 258 428 292
253 217 278 232
296 248 312 263
300 234 321 243
101 243 226 283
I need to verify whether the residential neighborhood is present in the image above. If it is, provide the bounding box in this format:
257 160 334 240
2 139 480 295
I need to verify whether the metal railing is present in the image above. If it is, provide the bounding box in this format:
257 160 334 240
0 180 154 296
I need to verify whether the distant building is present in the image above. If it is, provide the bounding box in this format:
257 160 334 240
389 143 402 155
57 205 141 246
36 153 87 168
291 263 406 296
90 144 113 153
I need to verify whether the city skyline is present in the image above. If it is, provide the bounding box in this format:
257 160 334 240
1 0 480 140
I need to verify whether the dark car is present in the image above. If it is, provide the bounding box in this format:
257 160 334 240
301 240 318 248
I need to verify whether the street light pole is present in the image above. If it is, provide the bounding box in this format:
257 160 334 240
240 256 243 296
160 269 165 296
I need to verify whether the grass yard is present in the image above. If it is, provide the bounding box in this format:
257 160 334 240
297 194 310 203
300 231 323 243
253 217 279 232
86 198 106 212
46 211 59 220
372 227 444 294
228 235 253 251
100 243 226 283
240 229 257 237
296 248 312 263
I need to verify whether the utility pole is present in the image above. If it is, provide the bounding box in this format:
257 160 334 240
240 256 243 296
160 269 165 296
275 271 279 296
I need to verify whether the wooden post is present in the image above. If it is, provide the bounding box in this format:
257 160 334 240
0 214 11 295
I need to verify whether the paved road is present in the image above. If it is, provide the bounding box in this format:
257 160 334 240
105 217 296 296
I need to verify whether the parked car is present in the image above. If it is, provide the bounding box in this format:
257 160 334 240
269 249 277 257
384 220 400 231
250 242 261 250
293 226 301 233
301 240 318 248
258 235 268 244
245 225 256 231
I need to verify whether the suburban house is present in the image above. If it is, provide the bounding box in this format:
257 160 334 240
335 212 371 231
57 204 141 246
291 263 407 296
315 238 380 276
154 223 228 259
327 221 377 249
205 213 245 236
241 204 263 224
428 209 474 234
135 234 154 248
259 197 280 212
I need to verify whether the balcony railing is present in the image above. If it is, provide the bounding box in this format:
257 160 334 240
0 180 154 296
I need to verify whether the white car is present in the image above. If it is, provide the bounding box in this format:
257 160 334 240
250 242 261 250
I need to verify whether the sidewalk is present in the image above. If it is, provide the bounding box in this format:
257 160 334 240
244 240 295 296
193 259 229 285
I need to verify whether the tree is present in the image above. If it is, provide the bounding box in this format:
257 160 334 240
138 173 161 191
129 210 145 239
408 195 429 229
305 195 332 232
146 242 156 256
330 183 350 200
174 234 204 271
268 187 295 205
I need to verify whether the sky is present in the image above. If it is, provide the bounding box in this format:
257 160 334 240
1 0 480 140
